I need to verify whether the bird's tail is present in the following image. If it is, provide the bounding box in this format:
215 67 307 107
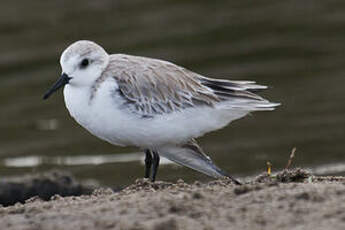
199 77 280 111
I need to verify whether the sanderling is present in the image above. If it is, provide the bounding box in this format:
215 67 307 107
43 40 279 184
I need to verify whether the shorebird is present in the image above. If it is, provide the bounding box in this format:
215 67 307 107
43 40 279 184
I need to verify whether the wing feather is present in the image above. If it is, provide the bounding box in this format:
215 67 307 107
107 54 218 117
105 54 277 117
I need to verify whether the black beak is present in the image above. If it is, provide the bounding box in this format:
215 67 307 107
43 73 71 100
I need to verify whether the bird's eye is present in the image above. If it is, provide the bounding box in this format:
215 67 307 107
80 59 89 68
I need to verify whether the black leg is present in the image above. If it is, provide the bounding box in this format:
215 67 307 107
144 150 152 179
151 151 160 182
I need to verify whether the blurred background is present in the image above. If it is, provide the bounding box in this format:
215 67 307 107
0 0 344 187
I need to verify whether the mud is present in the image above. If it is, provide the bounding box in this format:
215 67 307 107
1 169 345 230
0 171 94 206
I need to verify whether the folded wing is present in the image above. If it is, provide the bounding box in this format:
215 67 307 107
108 54 279 118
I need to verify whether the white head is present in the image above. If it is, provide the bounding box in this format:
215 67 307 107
61 40 109 86
43 40 109 99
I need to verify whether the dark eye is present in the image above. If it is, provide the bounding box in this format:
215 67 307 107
80 59 89 68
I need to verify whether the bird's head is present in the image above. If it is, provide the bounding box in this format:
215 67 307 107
43 40 109 99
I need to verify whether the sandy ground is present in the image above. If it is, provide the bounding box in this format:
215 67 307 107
1 169 345 230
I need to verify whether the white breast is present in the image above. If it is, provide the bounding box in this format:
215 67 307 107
64 78 131 146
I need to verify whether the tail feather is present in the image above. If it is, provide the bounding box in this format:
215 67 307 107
198 77 280 111
223 101 281 111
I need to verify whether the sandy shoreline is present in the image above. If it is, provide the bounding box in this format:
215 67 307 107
1 169 345 230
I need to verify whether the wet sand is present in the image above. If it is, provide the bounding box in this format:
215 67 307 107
1 169 345 230
0 171 95 207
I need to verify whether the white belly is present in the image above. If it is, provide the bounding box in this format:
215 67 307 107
63 79 248 148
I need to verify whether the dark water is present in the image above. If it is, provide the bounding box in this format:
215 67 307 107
0 0 344 186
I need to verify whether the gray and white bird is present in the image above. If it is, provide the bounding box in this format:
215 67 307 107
43 40 279 184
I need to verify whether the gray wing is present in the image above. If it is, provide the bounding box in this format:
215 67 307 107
107 54 274 117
